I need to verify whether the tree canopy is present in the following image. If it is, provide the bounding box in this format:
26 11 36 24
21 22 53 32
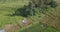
15 0 57 17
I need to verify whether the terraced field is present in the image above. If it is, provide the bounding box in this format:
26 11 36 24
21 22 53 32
0 0 60 32
39 0 60 30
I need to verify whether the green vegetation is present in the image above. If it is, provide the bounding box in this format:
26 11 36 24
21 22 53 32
15 0 57 17
20 23 60 32
0 0 29 28
0 0 60 32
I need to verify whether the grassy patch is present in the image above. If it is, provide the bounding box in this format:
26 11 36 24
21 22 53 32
0 0 29 28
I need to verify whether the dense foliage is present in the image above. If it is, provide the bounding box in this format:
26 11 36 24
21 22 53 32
15 0 57 17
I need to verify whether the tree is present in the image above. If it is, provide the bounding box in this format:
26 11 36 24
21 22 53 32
29 0 57 8
15 0 57 17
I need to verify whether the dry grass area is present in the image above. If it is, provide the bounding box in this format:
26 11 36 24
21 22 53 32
3 24 20 32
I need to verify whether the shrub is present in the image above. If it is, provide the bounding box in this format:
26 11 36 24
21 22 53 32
50 0 57 8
